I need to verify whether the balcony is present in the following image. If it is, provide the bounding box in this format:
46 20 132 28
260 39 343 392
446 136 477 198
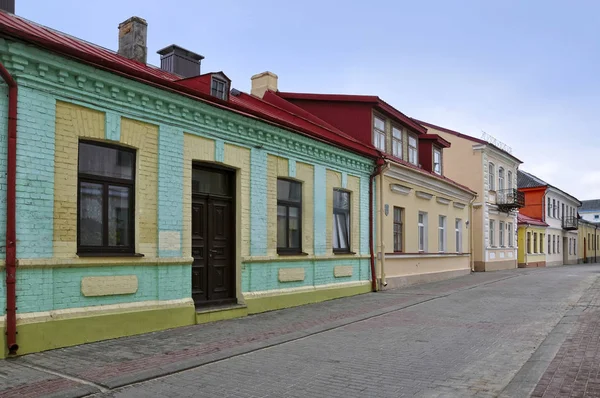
496 189 525 212
562 216 578 230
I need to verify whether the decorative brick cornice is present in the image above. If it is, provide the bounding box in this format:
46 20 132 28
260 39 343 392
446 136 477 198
0 39 372 174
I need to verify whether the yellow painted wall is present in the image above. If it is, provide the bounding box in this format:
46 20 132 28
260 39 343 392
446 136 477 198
53 102 158 258
297 162 315 254
578 222 599 262
518 225 546 265
379 171 472 280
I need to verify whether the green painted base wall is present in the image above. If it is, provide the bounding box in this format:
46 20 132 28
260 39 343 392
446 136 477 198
3 304 195 358
195 306 248 324
245 283 371 314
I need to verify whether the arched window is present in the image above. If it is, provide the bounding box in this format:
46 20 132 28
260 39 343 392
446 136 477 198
488 163 495 191
498 167 505 191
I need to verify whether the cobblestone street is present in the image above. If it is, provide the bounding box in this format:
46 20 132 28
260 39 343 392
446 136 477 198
1 265 599 398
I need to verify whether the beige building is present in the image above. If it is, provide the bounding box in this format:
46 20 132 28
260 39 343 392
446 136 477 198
578 219 599 263
416 120 523 271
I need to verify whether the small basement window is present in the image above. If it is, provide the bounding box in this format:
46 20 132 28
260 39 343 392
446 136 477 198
211 77 228 100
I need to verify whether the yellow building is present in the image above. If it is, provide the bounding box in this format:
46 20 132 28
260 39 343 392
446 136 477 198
578 219 599 263
517 214 548 268
416 121 523 271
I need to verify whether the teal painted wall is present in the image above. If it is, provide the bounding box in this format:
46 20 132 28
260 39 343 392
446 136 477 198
242 258 370 292
15 265 191 313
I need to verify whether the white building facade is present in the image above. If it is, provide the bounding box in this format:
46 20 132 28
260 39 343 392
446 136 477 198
544 187 581 266
580 200 600 223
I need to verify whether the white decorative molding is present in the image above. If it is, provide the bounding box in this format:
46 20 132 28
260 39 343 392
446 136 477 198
416 191 433 200
453 202 466 209
436 197 451 205
385 164 475 202
390 183 412 195
81 275 138 297
334 265 353 278
278 268 305 282
489 209 499 215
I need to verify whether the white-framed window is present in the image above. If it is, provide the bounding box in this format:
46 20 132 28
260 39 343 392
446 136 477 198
418 212 428 252
489 163 495 191
392 126 402 159
438 215 446 252
373 116 386 151
547 234 551 254
569 238 572 255
498 167 505 191
408 135 418 165
547 198 551 217
489 219 496 247
508 222 514 247
455 219 462 253
558 235 560 253
499 221 505 247
508 171 513 190
540 233 544 253
552 235 556 254
211 77 228 100
332 189 351 253
562 203 565 220
574 239 577 254
527 232 531 254
433 148 442 175
552 199 556 218
533 232 538 253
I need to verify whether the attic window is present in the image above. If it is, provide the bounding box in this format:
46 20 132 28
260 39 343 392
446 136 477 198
211 77 228 100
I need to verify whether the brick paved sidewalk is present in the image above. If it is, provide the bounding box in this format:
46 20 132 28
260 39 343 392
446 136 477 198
529 278 600 397
0 270 519 398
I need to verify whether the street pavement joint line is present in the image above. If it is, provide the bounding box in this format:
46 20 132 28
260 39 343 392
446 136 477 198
12 361 109 393
93 273 524 394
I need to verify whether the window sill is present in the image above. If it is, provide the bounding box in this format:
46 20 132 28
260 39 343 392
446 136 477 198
277 251 308 256
77 252 144 258
333 251 356 255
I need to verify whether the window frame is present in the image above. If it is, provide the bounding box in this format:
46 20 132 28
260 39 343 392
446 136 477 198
527 232 531 254
488 163 496 191
77 140 136 255
547 198 551 217
507 171 513 190
433 147 442 175
373 115 386 152
438 215 446 253
211 77 228 100
533 232 538 253
391 125 403 159
408 134 418 165
498 167 505 191
499 221 505 247
489 219 495 247
393 207 404 253
455 218 462 253
552 199 556 218
332 189 351 254
277 178 303 254
418 212 428 252
508 222 514 248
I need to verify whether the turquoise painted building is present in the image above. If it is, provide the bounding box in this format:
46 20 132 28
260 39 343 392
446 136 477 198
0 13 378 356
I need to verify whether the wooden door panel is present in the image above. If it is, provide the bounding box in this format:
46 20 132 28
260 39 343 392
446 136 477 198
207 199 233 301
191 199 208 303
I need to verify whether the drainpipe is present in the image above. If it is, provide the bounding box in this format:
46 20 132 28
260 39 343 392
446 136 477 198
378 161 391 288
468 196 476 272
0 61 18 354
368 157 385 292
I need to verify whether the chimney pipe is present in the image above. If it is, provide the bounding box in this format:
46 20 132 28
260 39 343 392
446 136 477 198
157 45 204 78
0 0 14 13
251 71 278 98
118 17 148 64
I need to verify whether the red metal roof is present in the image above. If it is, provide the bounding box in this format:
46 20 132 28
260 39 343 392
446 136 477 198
0 11 380 160
518 213 549 227
278 91 427 134
419 134 451 148
414 118 523 163
230 91 380 158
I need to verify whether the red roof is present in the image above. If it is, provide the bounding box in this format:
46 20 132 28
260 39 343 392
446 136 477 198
278 92 427 134
0 12 379 160
517 214 548 227
414 118 523 163
419 134 451 148
230 91 380 158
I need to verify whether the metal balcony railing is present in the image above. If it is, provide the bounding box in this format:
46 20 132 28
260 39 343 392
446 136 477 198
562 216 578 230
496 189 525 211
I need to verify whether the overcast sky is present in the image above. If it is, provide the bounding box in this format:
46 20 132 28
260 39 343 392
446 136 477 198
16 0 600 200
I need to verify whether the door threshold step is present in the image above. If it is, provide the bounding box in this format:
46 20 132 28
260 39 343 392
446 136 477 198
195 303 248 325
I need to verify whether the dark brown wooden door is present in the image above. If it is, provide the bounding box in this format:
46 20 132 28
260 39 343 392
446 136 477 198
191 166 235 306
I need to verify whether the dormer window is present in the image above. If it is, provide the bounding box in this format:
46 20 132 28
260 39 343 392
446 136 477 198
373 116 386 151
433 147 442 175
211 77 228 100
408 135 418 165
392 125 403 159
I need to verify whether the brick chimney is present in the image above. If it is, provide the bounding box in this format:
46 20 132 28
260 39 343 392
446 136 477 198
118 17 148 64
251 71 278 98
0 0 15 13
